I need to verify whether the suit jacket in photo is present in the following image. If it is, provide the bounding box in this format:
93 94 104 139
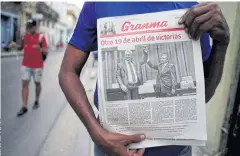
116 59 142 89
147 61 177 94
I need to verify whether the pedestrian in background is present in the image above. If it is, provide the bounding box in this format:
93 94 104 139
9 19 48 116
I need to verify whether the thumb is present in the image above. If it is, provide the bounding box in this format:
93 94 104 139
123 134 145 145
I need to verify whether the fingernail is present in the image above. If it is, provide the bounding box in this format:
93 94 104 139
140 135 145 140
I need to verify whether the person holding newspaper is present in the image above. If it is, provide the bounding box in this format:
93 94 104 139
59 2 229 156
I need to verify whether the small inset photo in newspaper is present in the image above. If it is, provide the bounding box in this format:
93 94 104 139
101 41 196 102
100 21 116 35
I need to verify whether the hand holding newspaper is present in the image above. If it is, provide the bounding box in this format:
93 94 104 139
97 9 207 149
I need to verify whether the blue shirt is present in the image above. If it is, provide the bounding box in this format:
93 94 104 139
69 2 211 156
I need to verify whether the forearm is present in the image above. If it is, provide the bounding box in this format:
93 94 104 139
117 80 124 87
140 53 148 65
116 67 124 87
15 43 23 51
42 47 48 54
59 71 106 141
171 66 177 89
171 80 177 90
205 40 228 102
116 76 124 87
147 59 158 70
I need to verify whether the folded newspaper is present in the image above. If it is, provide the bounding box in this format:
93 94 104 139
97 9 207 149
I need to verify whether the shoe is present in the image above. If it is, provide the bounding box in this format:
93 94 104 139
17 107 28 117
33 101 40 109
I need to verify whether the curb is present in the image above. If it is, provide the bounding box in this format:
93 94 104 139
1 52 24 58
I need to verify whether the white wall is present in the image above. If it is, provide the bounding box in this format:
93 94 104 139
44 2 81 46
42 2 68 47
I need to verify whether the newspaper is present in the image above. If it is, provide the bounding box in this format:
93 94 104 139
97 9 207 149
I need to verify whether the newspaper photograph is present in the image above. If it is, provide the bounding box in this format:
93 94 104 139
97 10 207 149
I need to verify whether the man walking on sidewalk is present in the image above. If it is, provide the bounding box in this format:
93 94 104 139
9 19 48 116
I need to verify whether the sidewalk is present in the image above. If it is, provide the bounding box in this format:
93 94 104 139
38 53 97 156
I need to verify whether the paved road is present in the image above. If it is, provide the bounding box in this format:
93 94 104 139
1 50 70 156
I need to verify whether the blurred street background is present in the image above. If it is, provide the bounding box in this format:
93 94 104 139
1 2 98 156
1 47 98 156
1 1 240 156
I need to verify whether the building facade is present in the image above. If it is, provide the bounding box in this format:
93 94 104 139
45 2 81 46
36 2 59 49
46 2 68 46
1 2 80 51
1 2 22 50
65 3 81 40
19 2 37 36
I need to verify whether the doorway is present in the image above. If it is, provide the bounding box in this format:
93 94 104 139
1 14 10 49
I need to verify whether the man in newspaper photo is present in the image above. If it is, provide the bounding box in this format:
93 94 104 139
59 2 230 156
142 45 177 97
116 50 142 100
